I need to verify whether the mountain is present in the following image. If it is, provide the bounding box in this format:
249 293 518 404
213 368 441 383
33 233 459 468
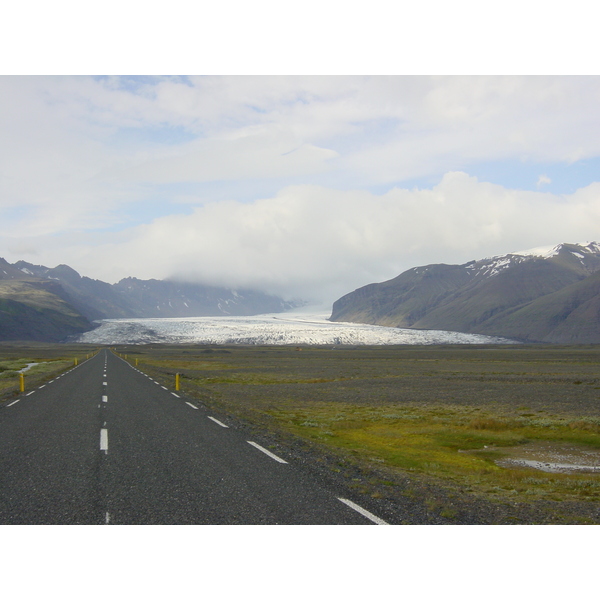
0 278 92 342
112 277 296 318
0 258 300 342
329 242 600 343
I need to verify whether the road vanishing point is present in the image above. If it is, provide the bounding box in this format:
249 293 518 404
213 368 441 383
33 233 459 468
0 349 388 525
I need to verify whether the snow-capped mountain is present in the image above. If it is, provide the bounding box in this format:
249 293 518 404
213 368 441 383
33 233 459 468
330 242 600 344
464 242 600 280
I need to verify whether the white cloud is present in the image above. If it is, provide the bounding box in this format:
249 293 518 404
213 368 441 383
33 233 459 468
537 174 552 187
17 174 600 305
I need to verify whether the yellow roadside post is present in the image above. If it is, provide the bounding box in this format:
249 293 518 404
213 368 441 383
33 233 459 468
19 373 25 393
175 373 180 391
136 358 139 366
74 358 78 366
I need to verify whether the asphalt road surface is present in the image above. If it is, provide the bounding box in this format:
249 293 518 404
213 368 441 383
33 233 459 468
0 350 388 524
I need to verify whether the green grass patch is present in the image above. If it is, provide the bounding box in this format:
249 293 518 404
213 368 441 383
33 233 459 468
268 402 600 501
0 345 98 398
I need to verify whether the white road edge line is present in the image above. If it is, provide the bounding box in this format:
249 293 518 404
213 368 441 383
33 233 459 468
100 429 109 454
208 416 228 428
7 399 20 407
26 391 35 396
247 441 288 464
102 395 108 403
337 498 389 525
171 393 180 398
185 402 198 410
161 386 167 390
105 512 110 524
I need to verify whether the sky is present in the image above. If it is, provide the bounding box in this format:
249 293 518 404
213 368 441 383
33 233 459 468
1 5 599 306
2 75 600 304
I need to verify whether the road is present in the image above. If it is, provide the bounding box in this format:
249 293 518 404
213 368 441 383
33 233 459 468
0 349 388 524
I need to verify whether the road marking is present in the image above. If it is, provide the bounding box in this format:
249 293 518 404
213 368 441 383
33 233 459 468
7 399 20 407
154 381 159 385
161 386 167 390
105 512 110 524
103 382 107 386
247 441 288 464
26 391 35 396
208 416 228 428
102 395 108 403
185 402 198 410
39 385 46 389
337 498 388 525
100 429 109 453
171 392 180 398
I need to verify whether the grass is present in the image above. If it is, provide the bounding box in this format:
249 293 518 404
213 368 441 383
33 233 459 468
267 402 600 501
0 343 100 398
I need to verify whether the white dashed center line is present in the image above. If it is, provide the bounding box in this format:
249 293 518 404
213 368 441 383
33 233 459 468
100 429 109 454
247 441 288 464
102 395 108 403
208 416 228 428
337 498 388 525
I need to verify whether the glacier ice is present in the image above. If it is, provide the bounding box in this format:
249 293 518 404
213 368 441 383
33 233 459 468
76 311 517 346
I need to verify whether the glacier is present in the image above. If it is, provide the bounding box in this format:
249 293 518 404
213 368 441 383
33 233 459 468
76 310 517 346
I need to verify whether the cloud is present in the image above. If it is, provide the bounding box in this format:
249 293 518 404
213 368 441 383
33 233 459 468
21 174 600 305
537 174 552 187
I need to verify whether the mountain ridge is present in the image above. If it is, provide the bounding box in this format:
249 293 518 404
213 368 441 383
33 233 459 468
0 259 300 342
329 242 600 343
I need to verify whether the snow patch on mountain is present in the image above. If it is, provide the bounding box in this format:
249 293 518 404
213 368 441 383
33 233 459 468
470 241 600 281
